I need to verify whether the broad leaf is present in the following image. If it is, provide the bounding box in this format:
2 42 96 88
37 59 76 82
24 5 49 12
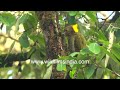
56 64 66 71
43 65 53 79
84 65 96 79
96 51 106 62
0 13 16 27
22 64 32 76
115 29 120 42
69 11 77 16
79 11 86 15
86 11 96 22
76 69 84 79
101 47 120 65
19 33 30 48
97 30 108 41
80 48 90 55
69 69 76 78
96 68 104 79
111 46 120 60
88 43 101 54
20 14 38 34
109 59 120 74
69 52 79 57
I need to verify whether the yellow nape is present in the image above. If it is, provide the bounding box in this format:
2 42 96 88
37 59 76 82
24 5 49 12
71 24 79 32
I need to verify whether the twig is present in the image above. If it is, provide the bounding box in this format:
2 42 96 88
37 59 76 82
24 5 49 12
98 11 115 31
0 33 19 42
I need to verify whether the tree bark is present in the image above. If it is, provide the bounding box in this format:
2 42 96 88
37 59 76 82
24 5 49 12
36 11 66 59
36 11 66 79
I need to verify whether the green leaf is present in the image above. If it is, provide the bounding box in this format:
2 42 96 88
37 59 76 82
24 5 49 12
80 48 90 55
77 53 88 60
43 65 53 79
96 68 104 79
88 43 101 54
76 48 90 61
103 69 111 79
97 30 108 41
115 29 120 42
19 33 30 48
111 46 120 60
109 59 120 73
79 11 86 15
0 13 16 27
84 65 96 79
69 11 77 16
22 64 32 76
96 51 106 62
30 50 41 60
69 52 79 57
86 11 96 22
101 47 120 65
56 64 66 71
27 47 36 59
69 69 76 78
77 69 84 79
58 56 75 60
20 14 38 34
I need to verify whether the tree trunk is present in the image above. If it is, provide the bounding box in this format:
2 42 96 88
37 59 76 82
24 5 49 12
36 11 66 79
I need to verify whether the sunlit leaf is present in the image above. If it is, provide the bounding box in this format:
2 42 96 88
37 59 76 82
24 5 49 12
88 43 101 54
69 52 79 57
56 64 66 71
103 70 111 79
43 65 53 79
86 11 96 22
79 11 86 15
69 11 77 16
69 69 76 78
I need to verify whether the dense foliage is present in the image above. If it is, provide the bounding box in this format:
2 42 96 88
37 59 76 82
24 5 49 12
0 11 120 79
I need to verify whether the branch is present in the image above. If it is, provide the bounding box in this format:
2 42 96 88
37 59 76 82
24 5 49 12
0 52 28 67
98 11 115 31
110 11 120 23
0 33 19 42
